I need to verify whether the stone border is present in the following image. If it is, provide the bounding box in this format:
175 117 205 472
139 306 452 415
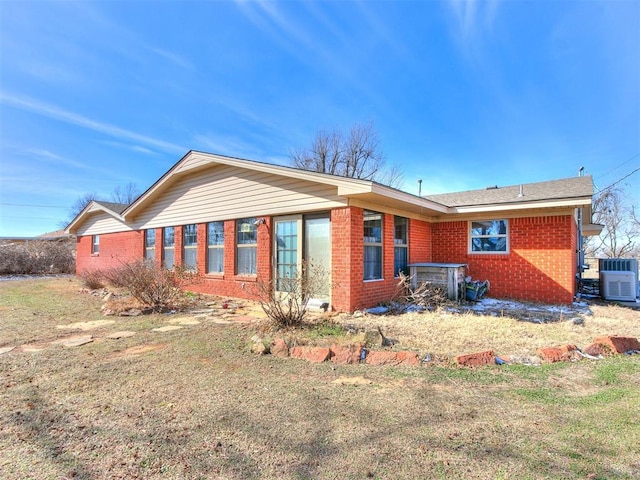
253 335 640 368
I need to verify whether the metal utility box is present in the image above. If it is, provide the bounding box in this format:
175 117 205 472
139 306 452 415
599 258 639 298
600 271 637 302
408 263 467 301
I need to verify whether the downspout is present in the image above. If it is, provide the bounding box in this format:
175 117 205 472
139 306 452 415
576 167 585 296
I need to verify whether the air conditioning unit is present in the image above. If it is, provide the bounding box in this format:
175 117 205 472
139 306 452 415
600 271 637 301
599 258 639 298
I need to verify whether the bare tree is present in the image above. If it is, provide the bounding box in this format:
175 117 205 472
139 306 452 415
291 122 404 188
586 185 639 258
60 183 141 228
111 182 140 204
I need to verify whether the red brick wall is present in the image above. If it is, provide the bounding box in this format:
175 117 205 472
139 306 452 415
331 207 358 311
76 231 143 273
76 211 577 310
332 208 413 311
431 215 577 304
408 218 432 264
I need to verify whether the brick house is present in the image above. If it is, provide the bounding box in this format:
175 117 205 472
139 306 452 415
66 151 601 311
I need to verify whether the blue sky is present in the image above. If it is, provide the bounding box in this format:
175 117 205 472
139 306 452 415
1 0 638 237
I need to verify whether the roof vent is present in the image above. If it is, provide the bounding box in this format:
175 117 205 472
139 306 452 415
518 184 524 197
486 185 498 190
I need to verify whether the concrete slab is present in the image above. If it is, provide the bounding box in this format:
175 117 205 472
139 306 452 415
106 331 137 339
152 325 183 332
51 335 94 348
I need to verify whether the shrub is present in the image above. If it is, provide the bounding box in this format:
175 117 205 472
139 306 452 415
80 269 106 290
105 260 199 312
254 261 330 328
0 240 75 275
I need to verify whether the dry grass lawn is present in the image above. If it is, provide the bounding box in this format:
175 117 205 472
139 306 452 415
1 277 639 480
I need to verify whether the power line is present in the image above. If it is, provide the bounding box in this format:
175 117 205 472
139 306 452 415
597 166 640 192
0 202 67 209
594 153 640 180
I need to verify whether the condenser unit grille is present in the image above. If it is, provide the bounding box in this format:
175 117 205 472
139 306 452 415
598 258 639 298
600 271 637 302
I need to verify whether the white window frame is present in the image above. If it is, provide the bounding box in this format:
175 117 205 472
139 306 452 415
207 221 224 274
163 227 175 269
364 211 383 281
91 235 99 254
236 217 257 275
469 219 509 254
144 229 155 261
183 224 198 271
394 216 409 277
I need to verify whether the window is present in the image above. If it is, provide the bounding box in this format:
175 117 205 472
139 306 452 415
364 211 382 280
470 220 508 253
394 216 408 277
207 221 224 273
236 218 257 275
183 224 197 270
91 235 100 254
144 229 155 261
163 227 175 269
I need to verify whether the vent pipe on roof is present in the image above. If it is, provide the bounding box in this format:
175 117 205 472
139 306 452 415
518 184 524 197
578 166 585 177
418 179 422 196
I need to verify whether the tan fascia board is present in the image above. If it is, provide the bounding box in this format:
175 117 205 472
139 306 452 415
582 223 604 237
65 201 125 234
342 183 450 214
449 196 592 214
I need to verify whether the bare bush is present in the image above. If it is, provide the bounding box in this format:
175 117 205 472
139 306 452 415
105 260 199 312
392 271 447 311
254 262 331 328
0 240 75 275
80 269 106 290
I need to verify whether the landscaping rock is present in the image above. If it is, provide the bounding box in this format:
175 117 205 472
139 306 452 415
152 325 183 332
252 342 268 355
593 336 640 354
364 329 382 347
51 335 94 348
0 346 16 355
271 338 289 358
120 309 143 317
290 346 332 363
106 331 136 339
454 350 495 367
365 350 420 366
583 342 612 357
537 344 578 363
330 344 362 365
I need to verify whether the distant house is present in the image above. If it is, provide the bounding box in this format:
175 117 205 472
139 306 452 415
66 151 601 311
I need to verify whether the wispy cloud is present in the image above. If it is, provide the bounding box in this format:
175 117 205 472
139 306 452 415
446 0 502 54
148 47 195 71
24 148 92 170
0 92 185 154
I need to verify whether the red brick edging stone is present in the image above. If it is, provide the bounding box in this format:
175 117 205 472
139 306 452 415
454 350 495 367
537 344 578 363
264 335 640 368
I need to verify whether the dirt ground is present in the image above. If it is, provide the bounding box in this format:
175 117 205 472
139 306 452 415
1 277 639 480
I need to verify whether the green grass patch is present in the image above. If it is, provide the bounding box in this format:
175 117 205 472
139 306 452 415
305 321 347 339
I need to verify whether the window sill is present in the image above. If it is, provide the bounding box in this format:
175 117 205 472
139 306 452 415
364 278 384 283
204 273 225 279
235 274 257 282
91 253 99 257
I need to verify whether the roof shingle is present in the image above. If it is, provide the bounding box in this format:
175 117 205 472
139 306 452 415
424 175 593 207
